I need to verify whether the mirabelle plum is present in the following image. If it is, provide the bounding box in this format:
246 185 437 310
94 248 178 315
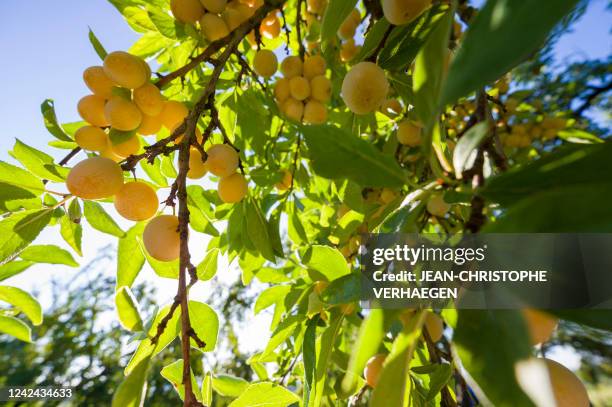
382 0 432 26
174 125 203 144
253 49 278 78
544 359 590 407
171 0 205 23
310 75 331 103
274 77 291 102
206 144 239 177
337 9 359 40
363 354 386 388
223 2 252 30
160 101 189 130
340 302 357 315
143 215 181 262
380 98 402 117
340 39 360 62
188 147 208 179
282 98 304 122
341 62 389 115
66 157 124 199
522 309 558 345
281 56 303 78
200 0 227 13
114 181 158 221
260 12 281 39
100 146 124 162
78 95 109 127
275 170 292 191
426 194 450 217
218 172 248 203
133 83 164 116
307 0 327 15
201 13 230 41
289 76 311 101
103 51 148 89
303 55 326 79
104 96 143 131
303 100 327 124
111 134 141 158
138 113 164 136
313 280 329 295
379 188 397 204
74 126 109 152
83 66 116 98
424 312 444 342
397 120 422 146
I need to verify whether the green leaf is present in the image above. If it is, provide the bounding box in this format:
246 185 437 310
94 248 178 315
60 215 83 256
228 382 300 407
441 0 580 105
557 128 603 144
83 201 126 238
245 198 275 262
320 273 360 304
0 161 45 193
186 301 219 352
117 223 146 288
302 125 406 188
112 357 149 407
212 374 249 397
19 244 78 267
254 285 291 315
452 122 489 175
115 286 144 331
130 32 173 58
0 286 43 325
0 315 32 343
148 9 178 39
140 157 168 187
312 313 343 406
0 183 40 213
453 310 533 407
109 128 137 146
320 0 358 43
0 209 53 265
302 245 350 281
262 315 303 359
355 18 391 62
139 236 179 279
11 139 69 182
196 249 219 281
201 372 213 405
0 261 34 282
303 317 317 406
88 27 108 60
551 310 612 331
160 359 201 402
41 99 72 142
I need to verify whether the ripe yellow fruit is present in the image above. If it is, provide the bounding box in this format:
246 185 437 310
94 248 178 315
160 101 189 129
310 75 331 103
66 157 124 200
223 3 252 30
260 12 281 39
340 39 360 62
111 134 141 158
188 147 208 179
218 173 248 203
543 358 590 407
382 0 432 26
201 13 230 41
83 66 116 98
281 56 303 78
397 120 422 146
103 51 148 90
426 194 450 217
380 98 402 117
114 181 158 221
138 113 164 136
337 10 359 40
74 126 109 152
424 312 444 342
174 125 203 144
143 215 181 262
133 83 164 116
282 98 304 122
275 170 292 190
313 280 329 295
78 95 110 127
274 77 291 102
104 96 143 131
379 188 396 204
253 49 278 78
289 76 311 101
100 145 124 162
522 309 558 345
171 0 204 23
307 0 327 14
341 62 389 115
303 100 327 124
200 0 227 13
303 55 326 79
206 144 239 177
363 354 386 388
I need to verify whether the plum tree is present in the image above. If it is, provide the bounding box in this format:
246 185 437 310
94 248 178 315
337 8 360 40
138 112 164 136
289 76 311 100
104 96 143 131
253 49 278 78
111 134 141 158
143 215 181 262
66 157 124 200
206 144 239 177
522 309 558 345
78 95 109 127
363 354 386 388
341 62 389 114
282 97 304 122
200 13 230 41
396 120 422 146
424 312 444 342
218 173 248 203
275 170 292 190
171 0 204 24
544 358 590 407
310 75 331 102
83 66 116 98
280 56 303 78
340 39 360 63
426 194 450 217
103 51 149 89
160 100 189 130
114 181 159 221
260 11 281 39
201 0 227 14
274 77 291 102
303 100 327 124
303 54 326 79
133 83 164 116
74 126 108 152
187 147 208 179
382 0 432 26
380 98 402 117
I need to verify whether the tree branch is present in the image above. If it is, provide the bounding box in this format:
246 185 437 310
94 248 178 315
574 80 612 117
